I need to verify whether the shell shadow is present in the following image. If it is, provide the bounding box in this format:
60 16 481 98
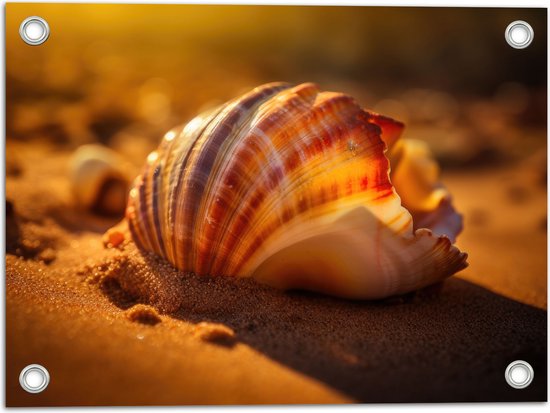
168 276 546 403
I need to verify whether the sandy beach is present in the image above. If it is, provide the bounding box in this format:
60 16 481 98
6 140 546 405
5 4 547 406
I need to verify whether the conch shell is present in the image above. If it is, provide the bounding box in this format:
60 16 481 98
126 82 467 299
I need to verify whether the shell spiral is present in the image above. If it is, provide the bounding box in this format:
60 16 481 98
126 82 467 299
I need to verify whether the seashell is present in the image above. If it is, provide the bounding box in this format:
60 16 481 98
69 144 134 216
125 82 467 299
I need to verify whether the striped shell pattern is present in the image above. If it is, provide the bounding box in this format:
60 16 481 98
126 82 467 299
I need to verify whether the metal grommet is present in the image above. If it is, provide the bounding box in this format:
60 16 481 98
505 360 534 389
19 16 50 46
505 20 534 49
19 364 50 394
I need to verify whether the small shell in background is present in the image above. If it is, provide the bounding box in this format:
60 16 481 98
69 144 135 216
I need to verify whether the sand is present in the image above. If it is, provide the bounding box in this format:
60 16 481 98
5 140 547 405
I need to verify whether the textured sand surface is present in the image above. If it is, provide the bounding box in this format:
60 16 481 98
5 141 547 405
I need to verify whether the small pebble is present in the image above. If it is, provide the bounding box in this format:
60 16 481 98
125 304 161 325
193 322 236 345
103 228 125 249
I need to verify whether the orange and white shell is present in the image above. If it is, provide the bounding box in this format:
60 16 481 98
126 82 467 299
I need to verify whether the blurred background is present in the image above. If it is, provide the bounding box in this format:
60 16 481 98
6 5 547 168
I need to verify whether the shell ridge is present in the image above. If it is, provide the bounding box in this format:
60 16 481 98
168 109 228 266
127 180 151 252
151 163 168 257
229 96 401 274
213 87 356 274
127 108 226 269
159 125 188 264
176 83 289 271
224 92 365 273
201 84 320 275
145 135 178 258
154 129 179 264
135 164 157 253
193 84 295 273
145 154 167 256
169 105 231 269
